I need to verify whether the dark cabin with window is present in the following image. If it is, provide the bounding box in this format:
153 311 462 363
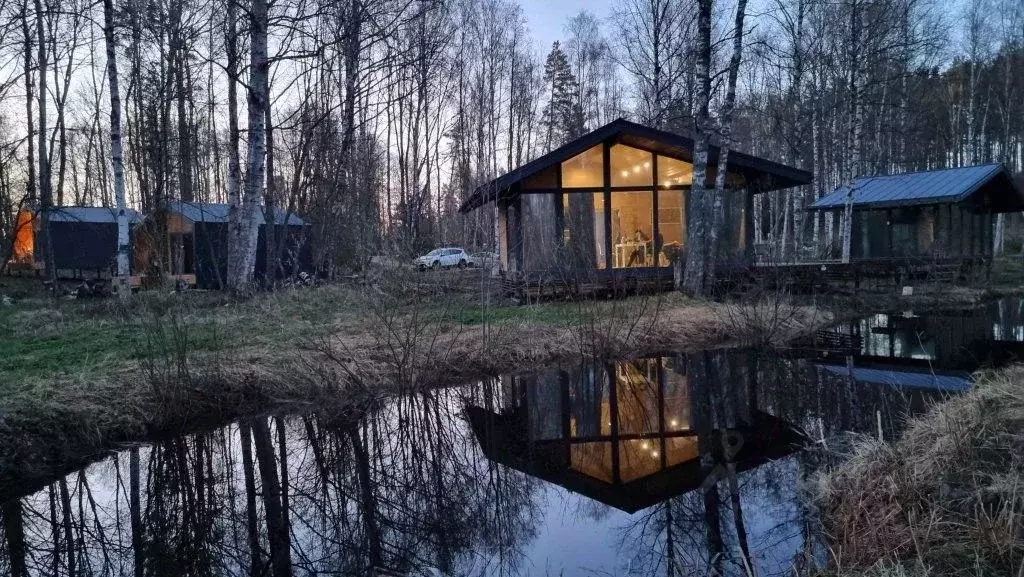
458 119 812 289
133 202 312 289
9 206 141 279
808 164 1024 263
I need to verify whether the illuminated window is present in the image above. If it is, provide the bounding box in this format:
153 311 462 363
569 364 611 438
570 442 614 483
661 357 691 431
615 360 659 435
562 192 607 269
561 145 604 188
657 190 686 267
664 437 700 467
657 155 693 188
610 144 653 187
610 191 654 268
619 439 663 482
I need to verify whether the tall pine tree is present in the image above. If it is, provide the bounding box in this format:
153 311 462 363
541 42 586 148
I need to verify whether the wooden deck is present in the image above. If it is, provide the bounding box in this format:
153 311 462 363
747 256 989 292
499 255 989 301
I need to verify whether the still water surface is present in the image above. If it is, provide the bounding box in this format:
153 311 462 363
0 298 1022 576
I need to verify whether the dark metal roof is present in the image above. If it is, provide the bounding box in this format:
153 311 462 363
809 163 1024 211
459 118 812 213
170 201 306 226
47 206 142 224
818 364 972 393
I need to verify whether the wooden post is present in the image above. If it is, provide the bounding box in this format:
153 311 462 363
652 152 660 267
608 363 620 483
886 209 893 258
603 141 612 272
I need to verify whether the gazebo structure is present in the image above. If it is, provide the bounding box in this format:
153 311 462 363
459 118 811 295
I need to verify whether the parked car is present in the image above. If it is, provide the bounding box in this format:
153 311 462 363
469 251 499 268
414 247 470 270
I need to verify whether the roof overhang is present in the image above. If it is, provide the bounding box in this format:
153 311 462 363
808 164 1024 212
459 118 812 213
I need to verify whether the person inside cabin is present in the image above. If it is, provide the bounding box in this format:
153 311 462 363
626 226 650 267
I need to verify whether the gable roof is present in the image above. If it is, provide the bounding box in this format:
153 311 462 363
459 118 813 213
809 163 1024 211
170 201 306 226
47 206 142 224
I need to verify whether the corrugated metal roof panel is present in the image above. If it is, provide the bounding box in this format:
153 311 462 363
50 206 142 224
820 364 973 392
810 164 1006 209
170 201 306 226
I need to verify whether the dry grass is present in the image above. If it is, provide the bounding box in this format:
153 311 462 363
0 275 831 500
814 365 1024 577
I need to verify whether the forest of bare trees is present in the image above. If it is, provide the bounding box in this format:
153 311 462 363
0 0 1020 285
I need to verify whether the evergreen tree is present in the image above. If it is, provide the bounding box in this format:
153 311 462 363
541 42 586 148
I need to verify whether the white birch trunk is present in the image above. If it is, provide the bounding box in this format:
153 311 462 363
237 0 268 290
225 0 242 289
841 0 862 264
35 0 57 291
709 0 748 275
104 0 129 299
680 0 713 294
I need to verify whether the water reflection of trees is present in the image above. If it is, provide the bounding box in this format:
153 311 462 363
0 386 541 577
0 347 959 577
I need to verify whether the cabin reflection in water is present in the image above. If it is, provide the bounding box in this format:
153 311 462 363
465 356 806 513
810 298 1024 393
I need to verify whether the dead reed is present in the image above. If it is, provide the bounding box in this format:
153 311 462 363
813 365 1024 577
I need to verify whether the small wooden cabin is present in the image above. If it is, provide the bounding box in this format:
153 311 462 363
458 118 811 289
808 164 1024 262
9 206 141 279
133 201 312 289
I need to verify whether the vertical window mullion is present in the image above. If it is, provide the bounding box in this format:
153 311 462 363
652 152 660 267
603 142 612 271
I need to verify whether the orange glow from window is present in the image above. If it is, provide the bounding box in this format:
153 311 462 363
12 210 34 263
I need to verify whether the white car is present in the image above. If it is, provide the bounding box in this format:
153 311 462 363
414 247 470 270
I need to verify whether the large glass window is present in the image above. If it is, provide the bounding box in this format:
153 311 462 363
561 145 603 188
615 360 660 435
657 190 686 267
661 357 691 431
611 190 654 268
610 144 653 187
562 192 607 269
569 364 611 438
657 155 693 187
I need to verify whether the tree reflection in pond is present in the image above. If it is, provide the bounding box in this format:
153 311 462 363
0 337 1002 576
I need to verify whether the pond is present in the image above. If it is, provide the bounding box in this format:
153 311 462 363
0 298 1022 576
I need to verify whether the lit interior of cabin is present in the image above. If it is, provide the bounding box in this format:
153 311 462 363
534 143 710 271
523 357 696 485
11 210 35 265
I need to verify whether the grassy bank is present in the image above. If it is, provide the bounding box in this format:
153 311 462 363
814 365 1024 576
0 272 828 497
